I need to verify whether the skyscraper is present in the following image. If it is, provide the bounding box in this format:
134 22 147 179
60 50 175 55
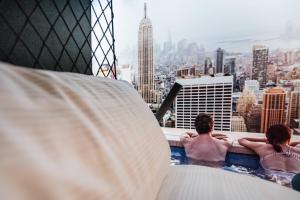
216 48 224 73
138 3 155 103
224 57 236 90
224 57 235 75
260 87 286 133
175 76 233 131
284 50 296 65
252 45 269 88
204 57 213 75
287 91 300 126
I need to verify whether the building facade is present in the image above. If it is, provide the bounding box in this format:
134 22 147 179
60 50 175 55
287 91 300 126
231 116 247 132
284 50 296 65
224 57 237 91
176 66 200 78
175 76 233 131
216 48 224 74
252 45 269 88
138 3 155 103
224 57 236 75
260 87 286 133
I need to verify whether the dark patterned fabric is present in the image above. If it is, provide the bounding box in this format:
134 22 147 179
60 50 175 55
0 0 116 78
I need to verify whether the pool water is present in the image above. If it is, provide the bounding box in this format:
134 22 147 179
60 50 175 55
171 146 294 187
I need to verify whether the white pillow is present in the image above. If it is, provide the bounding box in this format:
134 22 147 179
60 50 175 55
0 62 170 200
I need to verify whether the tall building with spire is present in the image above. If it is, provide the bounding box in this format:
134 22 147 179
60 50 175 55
138 3 155 103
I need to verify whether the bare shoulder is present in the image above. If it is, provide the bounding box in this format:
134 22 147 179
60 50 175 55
292 146 300 153
180 136 193 146
214 138 231 148
223 140 232 149
255 144 275 157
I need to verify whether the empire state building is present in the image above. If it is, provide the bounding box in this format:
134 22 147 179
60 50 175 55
138 3 155 103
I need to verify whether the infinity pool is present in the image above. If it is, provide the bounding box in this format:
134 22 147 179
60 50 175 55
171 146 294 187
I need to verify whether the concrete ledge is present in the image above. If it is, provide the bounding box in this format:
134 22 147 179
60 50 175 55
162 127 300 155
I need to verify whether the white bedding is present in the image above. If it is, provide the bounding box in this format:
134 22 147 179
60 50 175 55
0 62 170 200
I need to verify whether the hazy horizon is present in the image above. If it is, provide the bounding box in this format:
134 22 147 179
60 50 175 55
114 0 300 64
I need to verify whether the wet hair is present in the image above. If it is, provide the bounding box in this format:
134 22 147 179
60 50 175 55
266 124 291 152
194 113 213 134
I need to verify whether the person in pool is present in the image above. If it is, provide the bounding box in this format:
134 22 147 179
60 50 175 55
238 124 300 174
180 113 232 162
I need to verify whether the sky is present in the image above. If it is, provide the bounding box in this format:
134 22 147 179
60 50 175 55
114 0 300 63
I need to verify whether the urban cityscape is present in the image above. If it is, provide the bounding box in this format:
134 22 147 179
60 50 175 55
1 0 300 196
116 2 300 135
1 0 300 197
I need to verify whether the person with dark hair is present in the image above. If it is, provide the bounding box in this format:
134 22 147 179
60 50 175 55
180 113 232 163
238 124 300 185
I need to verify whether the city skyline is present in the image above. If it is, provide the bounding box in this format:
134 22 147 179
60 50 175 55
117 1 300 134
115 0 300 65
